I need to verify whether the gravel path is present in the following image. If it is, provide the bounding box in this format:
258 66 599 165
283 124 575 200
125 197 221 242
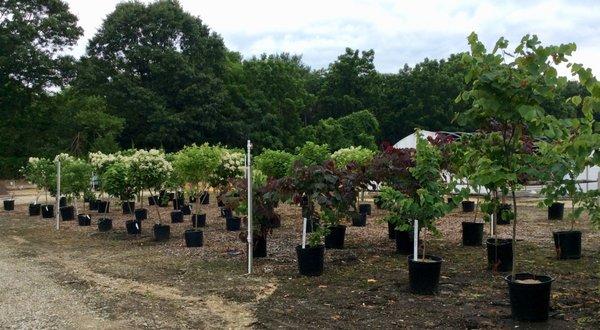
0 239 121 329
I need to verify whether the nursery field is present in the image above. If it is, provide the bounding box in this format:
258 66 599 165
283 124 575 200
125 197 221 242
0 191 599 329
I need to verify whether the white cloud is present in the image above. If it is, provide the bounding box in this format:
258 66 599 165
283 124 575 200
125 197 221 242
63 0 600 75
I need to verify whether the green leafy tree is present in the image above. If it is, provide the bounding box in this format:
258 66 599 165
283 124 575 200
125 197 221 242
172 144 221 223
75 0 229 151
314 48 381 120
0 0 82 177
380 132 455 258
294 142 331 167
457 33 579 278
254 149 294 179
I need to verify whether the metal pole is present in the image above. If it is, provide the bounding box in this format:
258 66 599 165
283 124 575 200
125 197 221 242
247 140 253 274
413 220 419 261
55 160 61 231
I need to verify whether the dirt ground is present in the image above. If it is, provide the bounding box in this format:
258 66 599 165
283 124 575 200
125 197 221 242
1 187 599 329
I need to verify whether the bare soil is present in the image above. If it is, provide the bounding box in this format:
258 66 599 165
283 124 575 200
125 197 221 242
0 192 599 329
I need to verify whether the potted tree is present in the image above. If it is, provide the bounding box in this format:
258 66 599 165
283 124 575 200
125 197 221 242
172 144 221 247
279 162 331 276
535 84 600 260
21 157 55 216
457 33 579 321
2 181 16 211
89 151 119 214
233 170 281 257
368 142 417 242
254 149 294 180
331 146 375 216
382 132 455 294
209 148 245 218
101 158 136 233
60 157 93 225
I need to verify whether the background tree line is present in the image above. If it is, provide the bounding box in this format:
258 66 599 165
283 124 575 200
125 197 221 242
0 0 590 177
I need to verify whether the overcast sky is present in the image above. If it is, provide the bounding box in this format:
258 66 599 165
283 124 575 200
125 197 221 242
64 0 600 75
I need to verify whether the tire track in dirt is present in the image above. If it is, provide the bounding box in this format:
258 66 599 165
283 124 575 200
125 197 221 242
6 234 278 329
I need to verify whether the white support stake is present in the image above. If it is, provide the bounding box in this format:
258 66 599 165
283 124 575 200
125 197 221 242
246 140 253 275
490 213 495 237
55 160 61 231
413 220 418 261
302 217 307 249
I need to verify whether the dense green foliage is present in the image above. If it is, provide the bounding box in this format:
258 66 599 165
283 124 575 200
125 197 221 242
1 0 594 178
254 149 294 179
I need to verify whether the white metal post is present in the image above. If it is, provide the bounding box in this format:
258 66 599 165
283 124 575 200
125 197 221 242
302 217 307 248
413 220 419 261
55 160 61 231
247 140 253 274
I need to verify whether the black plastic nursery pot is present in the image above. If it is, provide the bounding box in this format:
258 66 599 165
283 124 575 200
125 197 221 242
221 208 233 219
59 196 67 208
462 222 484 246
359 203 371 215
200 191 210 205
553 230 581 260
153 224 170 241
122 201 135 214
167 192 175 201
90 199 100 211
97 218 113 232
41 204 54 218
217 199 225 207
126 219 142 235
148 196 158 206
170 210 184 223
3 200 15 211
226 216 241 231
59 206 75 221
97 201 110 213
184 229 203 247
29 203 41 216
486 238 513 272
324 225 346 249
78 214 91 226
496 203 511 225
387 221 396 239
548 202 564 220
253 236 267 258
352 212 367 227
189 196 196 203
173 197 185 210
191 213 206 227
407 255 443 295
134 208 148 221
180 204 192 215
395 230 415 255
462 200 475 213
505 273 554 322
296 245 324 276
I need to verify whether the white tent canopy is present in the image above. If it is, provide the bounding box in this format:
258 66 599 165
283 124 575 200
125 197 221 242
393 130 599 193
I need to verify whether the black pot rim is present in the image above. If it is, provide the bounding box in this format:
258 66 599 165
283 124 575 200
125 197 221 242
550 202 565 206
486 238 512 245
328 224 346 229
552 230 582 235
504 273 554 285
462 221 484 225
296 244 324 251
407 254 443 264
153 224 170 229
185 228 203 233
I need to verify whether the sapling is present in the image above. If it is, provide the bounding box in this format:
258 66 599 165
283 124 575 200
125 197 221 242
385 132 455 260
457 32 581 284
172 144 220 230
